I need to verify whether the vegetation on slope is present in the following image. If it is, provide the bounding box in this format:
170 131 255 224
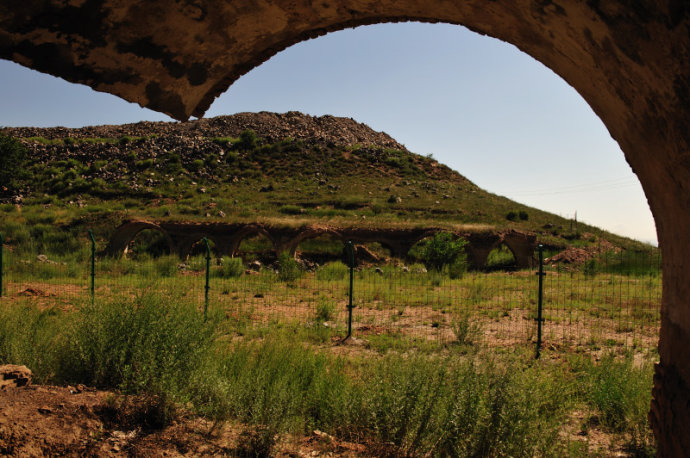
0 117 651 253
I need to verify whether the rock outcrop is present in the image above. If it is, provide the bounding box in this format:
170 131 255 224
0 365 32 390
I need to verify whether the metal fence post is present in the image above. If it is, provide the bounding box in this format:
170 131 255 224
536 244 545 359
89 230 96 303
345 240 355 340
203 237 211 322
0 232 4 298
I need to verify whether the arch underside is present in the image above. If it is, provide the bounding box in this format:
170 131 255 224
2 1 690 452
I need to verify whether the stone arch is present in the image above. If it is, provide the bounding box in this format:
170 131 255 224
287 227 345 258
230 224 277 259
406 229 460 262
3 2 690 450
484 241 518 271
106 220 175 258
178 234 222 260
501 231 538 269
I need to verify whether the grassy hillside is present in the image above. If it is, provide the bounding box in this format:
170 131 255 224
0 113 651 253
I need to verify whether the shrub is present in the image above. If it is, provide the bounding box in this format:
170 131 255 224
135 159 155 170
187 159 204 172
519 210 529 221
277 252 302 282
278 204 302 215
316 261 349 281
57 295 216 395
451 312 483 346
235 130 259 151
583 258 597 277
154 255 179 278
506 211 518 221
0 134 28 191
215 256 244 278
315 300 335 322
577 353 655 454
418 232 468 274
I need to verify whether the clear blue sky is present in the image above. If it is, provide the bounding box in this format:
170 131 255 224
0 22 657 245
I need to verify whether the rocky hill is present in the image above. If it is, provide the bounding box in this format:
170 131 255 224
2 111 404 149
0 112 650 251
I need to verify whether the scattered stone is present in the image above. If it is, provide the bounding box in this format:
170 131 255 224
387 195 402 204
402 266 409 273
0 365 32 389
218 210 226 218
18 287 53 297
36 254 57 264
249 260 262 271
259 184 274 192
375 267 384 275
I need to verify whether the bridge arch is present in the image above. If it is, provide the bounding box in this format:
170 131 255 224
4 2 690 449
178 234 222 260
288 227 345 259
231 224 277 260
106 221 175 258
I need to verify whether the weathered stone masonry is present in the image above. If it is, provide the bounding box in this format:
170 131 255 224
106 220 537 270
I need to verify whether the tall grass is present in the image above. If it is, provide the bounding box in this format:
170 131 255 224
0 297 655 455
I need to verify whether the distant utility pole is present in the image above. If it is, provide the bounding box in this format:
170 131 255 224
575 210 577 234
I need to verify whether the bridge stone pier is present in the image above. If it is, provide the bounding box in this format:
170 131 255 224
4 1 690 451
105 220 536 270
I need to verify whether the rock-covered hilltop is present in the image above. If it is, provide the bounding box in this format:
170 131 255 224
2 111 405 150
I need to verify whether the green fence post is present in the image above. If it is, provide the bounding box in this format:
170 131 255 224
203 237 211 322
535 244 545 359
89 230 96 303
344 240 355 340
0 232 4 298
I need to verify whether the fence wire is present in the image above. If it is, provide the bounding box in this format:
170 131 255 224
0 232 661 354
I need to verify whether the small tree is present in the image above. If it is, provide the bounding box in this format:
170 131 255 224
419 232 468 275
235 130 258 152
0 134 28 192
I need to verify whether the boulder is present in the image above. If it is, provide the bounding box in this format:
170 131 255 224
0 365 32 389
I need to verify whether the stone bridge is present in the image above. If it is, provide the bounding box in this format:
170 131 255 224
105 220 537 270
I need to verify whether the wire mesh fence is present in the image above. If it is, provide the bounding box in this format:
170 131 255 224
0 230 661 355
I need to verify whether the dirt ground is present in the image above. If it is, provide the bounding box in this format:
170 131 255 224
0 380 635 457
0 383 371 457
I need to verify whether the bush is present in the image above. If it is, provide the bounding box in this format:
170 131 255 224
577 353 655 454
506 211 518 221
277 252 302 282
235 130 259 151
58 295 215 394
278 204 302 215
418 232 468 274
0 134 28 192
518 210 529 221
316 261 349 281
315 300 335 322
187 159 204 172
215 256 244 278
154 255 179 278
135 159 155 170
451 312 483 346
